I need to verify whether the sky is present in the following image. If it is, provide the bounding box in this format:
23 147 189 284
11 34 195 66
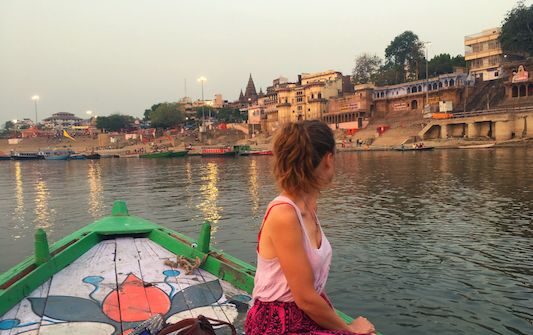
0 0 529 122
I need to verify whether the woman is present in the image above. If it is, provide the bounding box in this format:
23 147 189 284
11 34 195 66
245 121 376 335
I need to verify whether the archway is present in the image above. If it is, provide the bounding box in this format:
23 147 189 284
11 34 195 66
433 83 438 90
411 100 418 110
438 82 443 88
528 84 533 97
512 86 518 98
449 79 455 86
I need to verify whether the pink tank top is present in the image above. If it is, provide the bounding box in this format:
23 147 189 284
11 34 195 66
252 195 333 302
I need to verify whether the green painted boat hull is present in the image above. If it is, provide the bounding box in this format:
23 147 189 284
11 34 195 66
0 201 356 327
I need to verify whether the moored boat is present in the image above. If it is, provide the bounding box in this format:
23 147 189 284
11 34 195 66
248 150 273 156
0 201 362 334
201 146 237 157
394 146 434 152
84 153 101 159
10 152 45 160
458 143 495 149
69 154 87 160
0 152 11 161
169 150 188 158
40 150 72 160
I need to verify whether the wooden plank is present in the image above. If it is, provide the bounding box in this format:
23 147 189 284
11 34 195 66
115 237 175 334
37 240 121 335
0 280 50 335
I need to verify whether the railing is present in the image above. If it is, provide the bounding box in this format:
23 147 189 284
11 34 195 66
451 106 533 119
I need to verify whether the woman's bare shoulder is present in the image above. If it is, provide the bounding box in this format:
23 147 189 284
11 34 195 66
265 203 300 232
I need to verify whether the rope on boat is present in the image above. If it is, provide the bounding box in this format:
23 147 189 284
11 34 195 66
164 253 211 275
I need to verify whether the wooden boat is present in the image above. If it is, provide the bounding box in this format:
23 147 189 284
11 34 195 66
69 154 87 160
248 150 273 156
0 155 11 161
458 143 495 149
10 152 45 160
0 201 357 335
169 150 188 158
84 153 101 160
394 146 434 152
39 150 72 161
200 146 236 157
140 151 174 158
119 152 140 158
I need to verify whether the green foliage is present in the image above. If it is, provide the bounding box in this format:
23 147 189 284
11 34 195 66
385 31 425 82
500 1 533 57
352 53 383 84
144 103 162 121
150 103 185 128
373 63 403 86
419 54 466 78
96 114 135 132
214 108 244 122
4 121 14 130
192 106 216 120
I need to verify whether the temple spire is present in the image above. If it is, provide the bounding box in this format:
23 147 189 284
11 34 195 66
244 73 258 100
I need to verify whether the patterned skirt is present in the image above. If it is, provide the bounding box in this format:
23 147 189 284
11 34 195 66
244 300 357 335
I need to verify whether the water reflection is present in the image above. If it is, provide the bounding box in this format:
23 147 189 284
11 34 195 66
248 159 259 215
13 162 24 224
87 161 103 218
197 162 221 230
34 177 51 230
185 160 193 208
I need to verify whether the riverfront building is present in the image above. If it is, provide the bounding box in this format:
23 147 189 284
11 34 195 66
372 72 469 117
464 28 503 81
42 112 83 129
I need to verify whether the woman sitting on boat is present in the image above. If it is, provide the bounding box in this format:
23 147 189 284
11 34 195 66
245 120 376 335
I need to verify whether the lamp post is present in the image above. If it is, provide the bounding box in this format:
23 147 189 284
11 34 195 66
423 42 431 113
31 95 40 126
197 76 207 131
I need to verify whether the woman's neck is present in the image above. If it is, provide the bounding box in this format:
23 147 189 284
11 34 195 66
281 191 319 210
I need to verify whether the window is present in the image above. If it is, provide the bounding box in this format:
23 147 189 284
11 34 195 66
318 93 322 99
297 105 302 111
449 79 455 86
411 100 418 110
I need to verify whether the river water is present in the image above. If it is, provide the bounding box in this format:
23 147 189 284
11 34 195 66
0 148 531 335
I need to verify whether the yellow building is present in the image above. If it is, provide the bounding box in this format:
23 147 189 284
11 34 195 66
275 70 343 125
464 27 503 81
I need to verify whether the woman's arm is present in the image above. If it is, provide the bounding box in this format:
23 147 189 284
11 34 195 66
262 205 352 332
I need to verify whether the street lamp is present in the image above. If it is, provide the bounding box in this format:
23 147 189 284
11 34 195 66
197 76 207 130
31 95 40 126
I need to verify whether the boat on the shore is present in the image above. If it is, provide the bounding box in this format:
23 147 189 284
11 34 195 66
248 150 273 156
0 200 362 334
458 143 495 149
394 146 434 152
0 152 10 161
140 150 188 158
201 146 237 157
69 154 87 160
10 152 45 160
39 150 72 160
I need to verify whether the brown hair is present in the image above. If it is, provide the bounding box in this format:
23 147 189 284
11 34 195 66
272 120 335 195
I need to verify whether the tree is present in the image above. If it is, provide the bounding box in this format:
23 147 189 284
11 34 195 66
420 54 466 78
144 103 162 121
96 114 134 132
352 53 382 84
150 103 185 128
500 1 533 57
373 63 403 86
216 107 244 122
4 121 14 130
385 31 424 82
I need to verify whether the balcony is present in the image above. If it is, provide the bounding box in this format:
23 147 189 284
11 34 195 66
307 98 327 103
276 102 291 107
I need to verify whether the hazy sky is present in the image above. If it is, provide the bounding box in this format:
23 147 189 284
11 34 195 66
0 0 529 122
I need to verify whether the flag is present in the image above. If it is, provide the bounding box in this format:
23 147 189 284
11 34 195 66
63 130 76 141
